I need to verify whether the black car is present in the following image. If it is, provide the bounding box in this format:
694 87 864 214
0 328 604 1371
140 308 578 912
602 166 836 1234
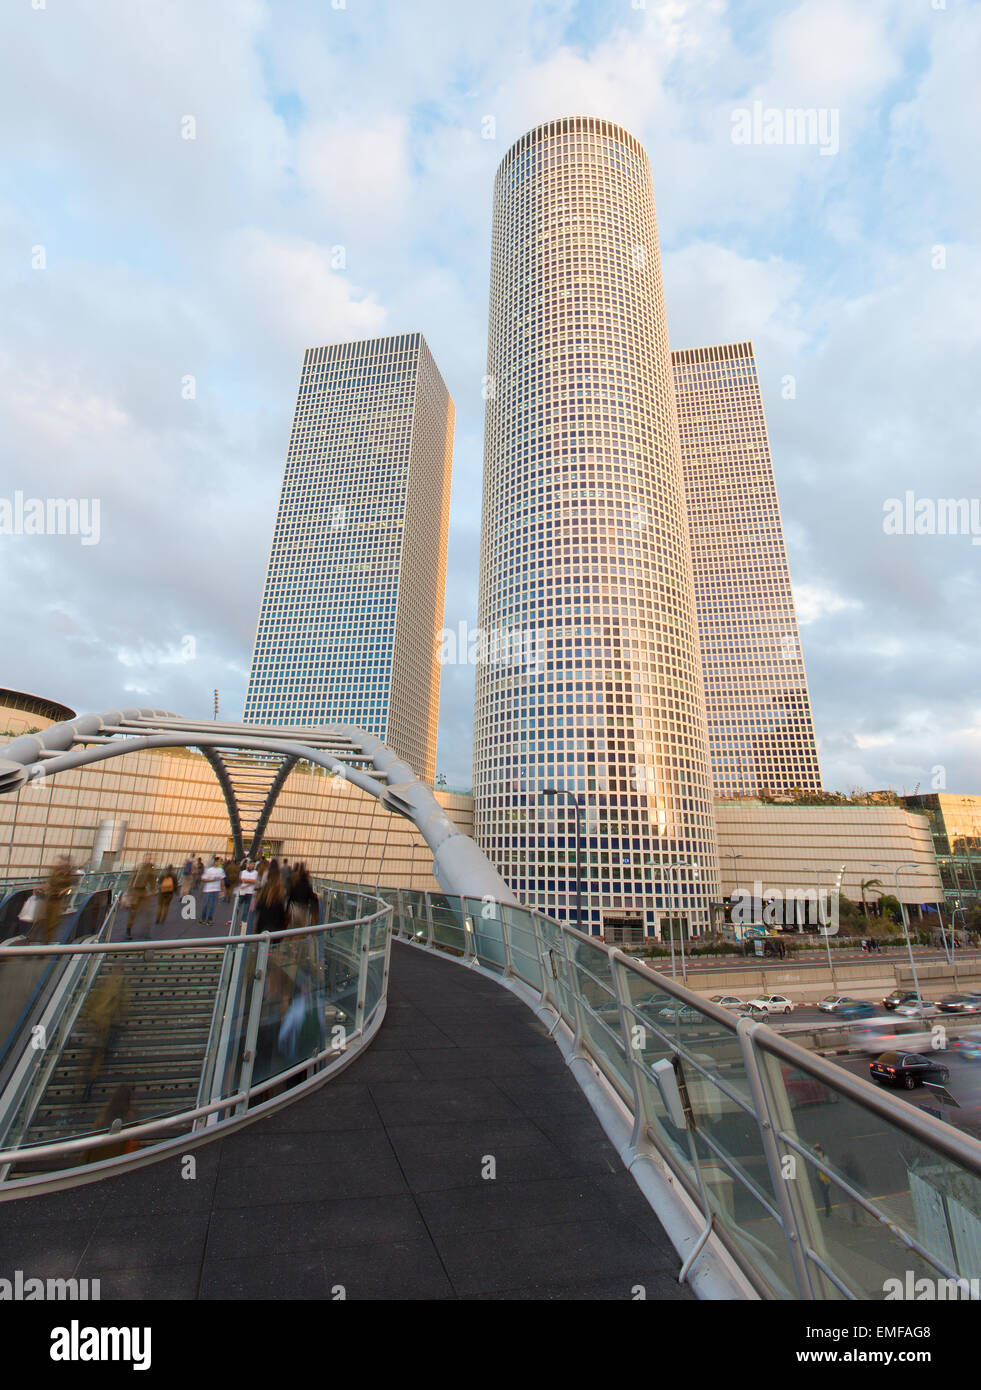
882 990 920 1011
937 995 981 1014
870 1051 950 1090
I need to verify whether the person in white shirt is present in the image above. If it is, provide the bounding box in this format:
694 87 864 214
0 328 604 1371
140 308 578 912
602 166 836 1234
200 858 225 925
236 861 258 928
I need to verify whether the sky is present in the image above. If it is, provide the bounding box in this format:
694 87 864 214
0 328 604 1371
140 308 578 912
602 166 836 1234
1 0 978 794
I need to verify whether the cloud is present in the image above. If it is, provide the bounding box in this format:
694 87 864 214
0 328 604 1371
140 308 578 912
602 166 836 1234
0 0 977 802
794 585 862 626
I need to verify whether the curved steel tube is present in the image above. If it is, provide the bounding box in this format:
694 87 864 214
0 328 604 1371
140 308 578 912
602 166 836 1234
0 707 519 904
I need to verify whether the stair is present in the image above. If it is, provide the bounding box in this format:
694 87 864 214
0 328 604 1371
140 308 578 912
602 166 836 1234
6 947 225 1170
221 751 289 855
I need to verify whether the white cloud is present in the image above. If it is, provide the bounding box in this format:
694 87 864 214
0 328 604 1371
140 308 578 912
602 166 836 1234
794 585 862 626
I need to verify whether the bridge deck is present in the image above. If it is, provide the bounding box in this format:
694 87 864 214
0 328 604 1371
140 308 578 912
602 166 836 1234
0 941 690 1300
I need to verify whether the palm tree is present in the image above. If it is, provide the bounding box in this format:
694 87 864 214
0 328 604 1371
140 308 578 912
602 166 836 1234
860 878 883 919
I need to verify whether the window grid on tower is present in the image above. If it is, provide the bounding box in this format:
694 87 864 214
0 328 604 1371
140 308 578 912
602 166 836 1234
473 116 720 939
671 342 822 799
243 333 453 783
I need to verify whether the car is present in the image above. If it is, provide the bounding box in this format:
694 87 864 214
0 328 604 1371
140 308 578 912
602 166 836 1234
851 1022 935 1055
817 995 860 1014
836 1001 881 1020
937 994 981 1014
657 1003 705 1024
947 1034 981 1061
746 994 794 1015
732 1001 770 1020
869 1051 950 1090
709 995 746 1009
894 1000 939 1019
883 990 920 1011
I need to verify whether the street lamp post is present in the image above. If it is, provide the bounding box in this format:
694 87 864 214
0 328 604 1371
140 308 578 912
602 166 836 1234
667 859 695 984
798 865 843 990
727 850 743 922
542 787 584 932
871 861 923 1008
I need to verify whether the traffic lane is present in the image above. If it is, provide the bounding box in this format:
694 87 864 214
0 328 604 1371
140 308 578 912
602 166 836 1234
683 950 981 973
832 1049 981 1137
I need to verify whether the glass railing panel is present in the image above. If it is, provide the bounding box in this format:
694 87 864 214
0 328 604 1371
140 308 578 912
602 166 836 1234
760 1049 981 1292
463 899 506 974
505 915 543 990
369 914 390 952
400 891 429 942
212 941 259 1105
364 952 385 1023
568 935 616 991
429 894 467 955
1 944 226 1166
251 933 328 1088
577 997 632 1096
530 914 578 1026
322 925 361 1042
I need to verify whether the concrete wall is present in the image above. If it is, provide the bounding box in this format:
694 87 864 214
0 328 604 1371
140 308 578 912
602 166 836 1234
713 800 942 907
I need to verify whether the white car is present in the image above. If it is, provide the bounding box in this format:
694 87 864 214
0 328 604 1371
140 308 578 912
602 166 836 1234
851 1022 935 1055
746 994 794 1015
709 995 746 1010
894 1000 939 1019
817 994 858 1014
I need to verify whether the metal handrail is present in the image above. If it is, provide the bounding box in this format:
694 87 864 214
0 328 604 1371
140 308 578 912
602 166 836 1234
0 905 390 959
388 885 981 1299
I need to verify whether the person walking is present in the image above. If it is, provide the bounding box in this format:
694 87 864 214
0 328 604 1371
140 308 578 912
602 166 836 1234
41 857 74 944
286 863 318 930
125 859 156 941
200 857 224 926
222 857 241 904
254 859 287 935
180 857 194 897
193 857 204 891
236 859 258 929
156 865 178 925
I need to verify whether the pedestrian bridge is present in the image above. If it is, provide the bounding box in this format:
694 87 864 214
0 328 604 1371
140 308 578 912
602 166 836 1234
1 709 981 1300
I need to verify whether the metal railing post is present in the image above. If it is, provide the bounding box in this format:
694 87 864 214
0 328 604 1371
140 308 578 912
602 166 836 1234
380 905 393 1000
609 952 657 1152
557 920 590 1060
354 926 371 1037
529 910 562 1018
499 901 515 979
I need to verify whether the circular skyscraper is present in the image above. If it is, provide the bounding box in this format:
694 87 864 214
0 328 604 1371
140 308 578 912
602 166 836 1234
473 116 720 940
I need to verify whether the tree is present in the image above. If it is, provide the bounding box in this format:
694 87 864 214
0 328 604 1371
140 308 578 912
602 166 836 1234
879 893 902 927
860 878 883 919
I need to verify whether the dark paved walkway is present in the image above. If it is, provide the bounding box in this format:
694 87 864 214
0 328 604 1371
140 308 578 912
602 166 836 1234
0 942 690 1300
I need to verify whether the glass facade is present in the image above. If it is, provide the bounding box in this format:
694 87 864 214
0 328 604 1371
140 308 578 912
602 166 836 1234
243 333 453 781
903 793 981 907
473 116 720 939
673 342 822 797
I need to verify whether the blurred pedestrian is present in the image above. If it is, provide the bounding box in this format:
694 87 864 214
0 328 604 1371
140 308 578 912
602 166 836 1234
287 863 318 930
200 857 224 925
41 856 74 944
156 865 178 924
254 859 287 934
125 859 156 941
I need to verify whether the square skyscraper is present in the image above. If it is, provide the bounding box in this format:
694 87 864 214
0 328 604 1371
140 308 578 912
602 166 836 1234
244 332 454 782
672 341 821 797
